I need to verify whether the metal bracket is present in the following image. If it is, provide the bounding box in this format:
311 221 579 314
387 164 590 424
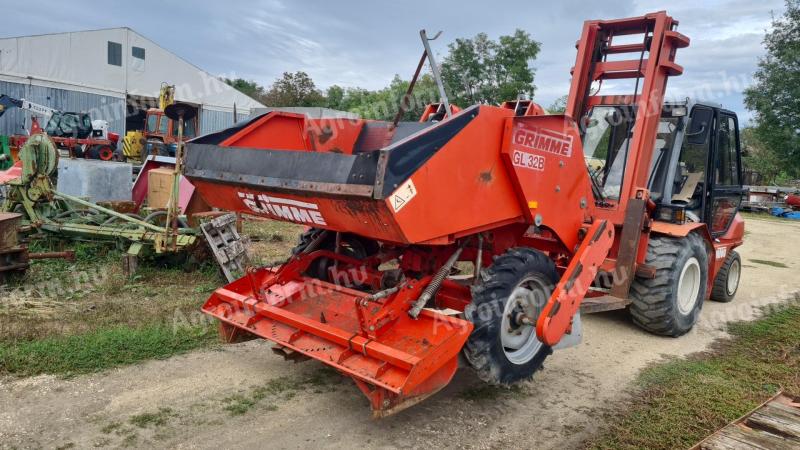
419 29 452 119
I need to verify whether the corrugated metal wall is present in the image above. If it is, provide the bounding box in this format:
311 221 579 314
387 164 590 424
0 81 250 137
0 81 126 136
200 108 251 135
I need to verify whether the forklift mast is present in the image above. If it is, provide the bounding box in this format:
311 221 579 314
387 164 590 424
567 11 689 215
564 11 691 297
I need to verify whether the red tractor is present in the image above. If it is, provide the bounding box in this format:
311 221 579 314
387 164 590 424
184 11 744 416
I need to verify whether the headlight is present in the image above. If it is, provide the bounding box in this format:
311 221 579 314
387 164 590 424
656 205 687 224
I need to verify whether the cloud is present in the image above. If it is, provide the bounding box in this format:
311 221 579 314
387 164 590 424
0 0 784 122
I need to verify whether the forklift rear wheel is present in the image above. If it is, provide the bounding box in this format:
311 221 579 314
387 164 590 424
463 248 557 385
710 250 741 302
630 233 708 337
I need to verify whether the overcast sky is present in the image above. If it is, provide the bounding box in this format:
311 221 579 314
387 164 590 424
4 0 786 123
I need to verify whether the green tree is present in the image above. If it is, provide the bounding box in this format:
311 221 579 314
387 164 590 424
744 0 800 178
547 95 568 114
223 78 266 101
262 71 326 107
325 85 345 110
335 74 440 121
741 127 792 185
441 29 540 106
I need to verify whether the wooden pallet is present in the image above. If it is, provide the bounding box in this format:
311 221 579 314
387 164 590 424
692 392 800 449
199 213 250 283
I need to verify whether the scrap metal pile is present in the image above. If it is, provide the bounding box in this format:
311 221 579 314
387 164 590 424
1 133 197 258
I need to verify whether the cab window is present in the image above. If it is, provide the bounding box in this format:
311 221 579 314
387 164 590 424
715 115 739 186
146 114 159 133
582 105 636 200
173 118 196 138
185 119 196 138
671 107 712 216
159 116 169 135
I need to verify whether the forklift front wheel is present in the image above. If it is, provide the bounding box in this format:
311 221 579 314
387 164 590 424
630 233 708 337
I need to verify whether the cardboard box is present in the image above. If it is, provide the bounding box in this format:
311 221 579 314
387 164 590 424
147 168 175 209
0 212 22 250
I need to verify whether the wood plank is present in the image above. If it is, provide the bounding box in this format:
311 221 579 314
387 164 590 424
701 430 769 450
750 406 800 435
693 393 800 449
769 399 800 418
732 425 797 449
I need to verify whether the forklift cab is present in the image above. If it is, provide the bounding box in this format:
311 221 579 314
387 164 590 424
145 109 198 141
654 101 743 237
582 100 743 237
144 108 198 156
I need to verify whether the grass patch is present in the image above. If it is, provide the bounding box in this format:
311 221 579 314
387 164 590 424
459 383 529 402
586 300 800 450
749 259 789 268
100 421 123 434
0 217 298 378
129 407 176 428
242 218 302 266
222 370 342 416
0 322 217 377
740 211 800 223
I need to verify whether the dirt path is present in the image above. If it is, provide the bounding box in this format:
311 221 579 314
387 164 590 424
2 218 800 449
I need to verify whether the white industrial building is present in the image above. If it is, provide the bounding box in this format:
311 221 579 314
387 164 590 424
0 28 264 136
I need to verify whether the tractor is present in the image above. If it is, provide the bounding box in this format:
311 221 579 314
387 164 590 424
183 11 744 417
122 83 199 162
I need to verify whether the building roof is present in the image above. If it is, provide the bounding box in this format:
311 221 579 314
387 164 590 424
0 27 264 112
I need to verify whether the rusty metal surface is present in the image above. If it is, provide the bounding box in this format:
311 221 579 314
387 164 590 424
610 197 647 298
28 251 75 261
0 212 22 250
580 294 632 314
185 167 375 197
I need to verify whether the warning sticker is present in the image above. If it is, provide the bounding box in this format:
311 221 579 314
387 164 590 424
390 179 417 213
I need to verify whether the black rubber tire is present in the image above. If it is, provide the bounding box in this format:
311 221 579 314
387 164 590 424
86 145 101 159
710 250 741 303
291 228 326 256
291 228 378 256
290 228 378 280
630 233 709 337
463 248 557 385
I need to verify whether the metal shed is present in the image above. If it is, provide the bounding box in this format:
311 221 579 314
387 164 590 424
0 28 264 136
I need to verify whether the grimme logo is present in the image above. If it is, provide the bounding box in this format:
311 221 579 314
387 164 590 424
513 124 573 157
238 192 327 226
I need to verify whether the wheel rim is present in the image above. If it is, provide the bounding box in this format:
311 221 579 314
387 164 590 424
501 274 547 365
99 147 114 161
677 257 701 315
726 258 741 296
